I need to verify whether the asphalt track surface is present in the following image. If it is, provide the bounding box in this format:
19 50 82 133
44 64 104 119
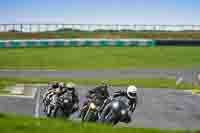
0 69 199 83
40 86 200 129
1 85 200 129
0 95 35 116
0 69 200 129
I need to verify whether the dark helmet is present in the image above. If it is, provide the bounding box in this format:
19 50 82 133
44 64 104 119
99 81 109 97
100 81 109 90
51 81 59 88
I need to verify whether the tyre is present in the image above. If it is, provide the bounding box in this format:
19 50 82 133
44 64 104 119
105 112 118 126
84 110 96 122
46 105 53 117
53 107 64 118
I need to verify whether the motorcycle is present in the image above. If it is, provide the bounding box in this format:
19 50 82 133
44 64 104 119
51 92 74 118
42 87 58 117
102 97 131 125
42 87 59 115
80 96 101 122
46 93 57 117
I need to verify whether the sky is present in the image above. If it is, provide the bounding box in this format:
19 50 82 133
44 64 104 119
0 0 199 24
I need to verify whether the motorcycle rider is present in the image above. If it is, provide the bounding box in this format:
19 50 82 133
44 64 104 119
87 82 109 100
100 85 138 123
43 81 59 112
57 82 79 113
80 82 110 118
43 81 59 99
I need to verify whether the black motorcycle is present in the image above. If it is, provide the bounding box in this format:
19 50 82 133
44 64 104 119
51 93 74 118
45 93 56 117
80 95 101 122
102 97 131 125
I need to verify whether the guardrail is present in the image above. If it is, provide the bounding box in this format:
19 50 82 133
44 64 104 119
0 39 156 48
1 39 200 48
1 24 200 32
156 39 200 46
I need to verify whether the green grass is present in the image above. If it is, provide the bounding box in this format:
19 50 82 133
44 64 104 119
0 47 199 70
0 77 195 92
0 113 198 133
192 89 200 94
1 31 200 39
0 80 10 94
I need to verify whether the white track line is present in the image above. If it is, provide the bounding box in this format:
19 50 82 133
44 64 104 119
0 95 34 99
0 88 37 99
176 77 183 85
34 88 40 118
183 90 193 93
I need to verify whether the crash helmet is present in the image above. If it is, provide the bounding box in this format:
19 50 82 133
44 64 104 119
127 85 137 99
51 81 59 89
100 81 109 89
66 82 76 91
59 82 65 89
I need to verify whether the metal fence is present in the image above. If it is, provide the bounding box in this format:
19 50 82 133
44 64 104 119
1 24 200 32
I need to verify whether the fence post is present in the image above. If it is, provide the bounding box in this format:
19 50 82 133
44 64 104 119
4 24 7 32
20 24 23 32
38 24 40 32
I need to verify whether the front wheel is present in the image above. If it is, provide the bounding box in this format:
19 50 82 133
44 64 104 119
46 105 53 117
84 109 97 122
53 107 64 118
105 112 119 126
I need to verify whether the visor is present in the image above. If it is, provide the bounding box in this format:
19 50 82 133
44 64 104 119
129 92 136 97
68 87 74 91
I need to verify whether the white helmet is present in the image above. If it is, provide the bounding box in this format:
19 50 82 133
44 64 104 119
59 82 65 88
66 82 76 89
127 85 137 99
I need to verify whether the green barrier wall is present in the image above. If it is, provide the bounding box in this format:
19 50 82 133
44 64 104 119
0 39 156 48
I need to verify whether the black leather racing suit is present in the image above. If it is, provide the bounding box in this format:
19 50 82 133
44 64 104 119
80 85 110 118
57 87 79 113
100 90 138 123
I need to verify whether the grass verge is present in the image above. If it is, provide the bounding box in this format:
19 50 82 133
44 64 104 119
0 80 10 94
192 89 200 94
0 77 195 94
0 113 197 133
1 31 200 39
0 47 200 70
